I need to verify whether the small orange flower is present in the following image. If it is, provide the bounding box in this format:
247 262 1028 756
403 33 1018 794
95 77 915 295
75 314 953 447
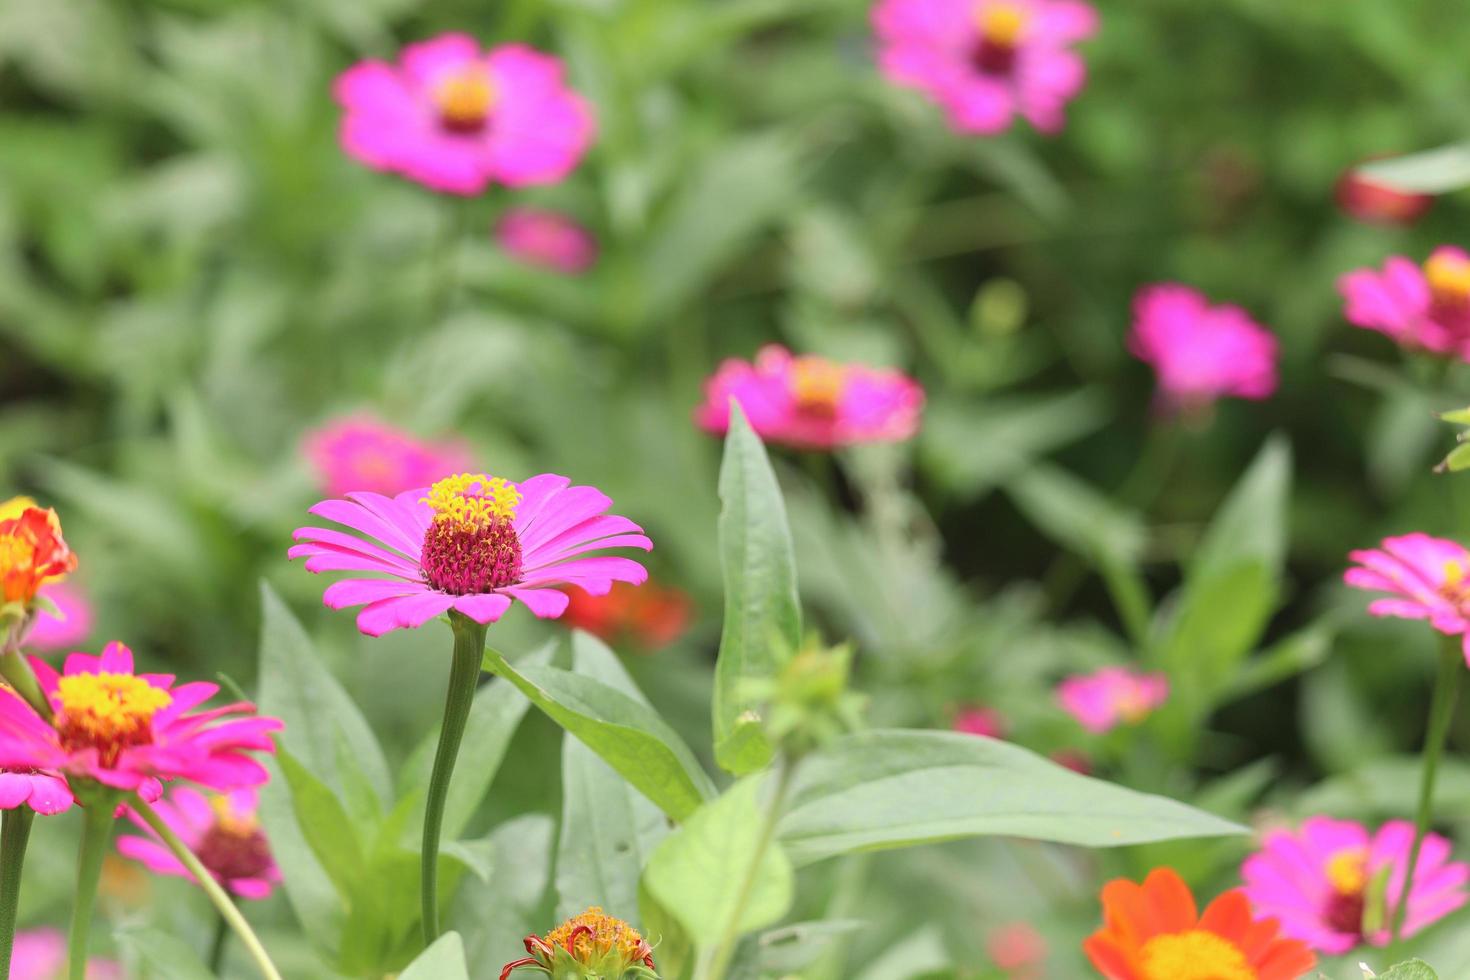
0 500 76 606
1084 868 1316 980
501 907 657 980
562 580 693 650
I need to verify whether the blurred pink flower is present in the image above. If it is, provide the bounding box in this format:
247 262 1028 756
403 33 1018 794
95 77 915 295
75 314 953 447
304 416 472 499
496 207 597 273
1056 666 1167 734
695 345 924 450
987 921 1046 976
1050 748 1091 774
872 0 1098 135
333 34 594 194
291 473 651 637
119 786 280 899
11 928 119 980
1129 283 1278 412
1339 247 1470 358
1242 816 1469 954
26 579 92 652
1344 532 1470 661
0 767 72 815
951 705 1005 738
1336 168 1432 227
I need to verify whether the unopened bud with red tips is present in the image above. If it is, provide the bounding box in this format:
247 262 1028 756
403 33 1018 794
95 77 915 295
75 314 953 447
500 907 659 980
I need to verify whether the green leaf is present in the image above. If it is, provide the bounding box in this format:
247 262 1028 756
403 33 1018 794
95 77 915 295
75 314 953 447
454 815 557 978
399 931 470 980
278 747 366 901
1004 463 1145 568
1360 143 1470 193
713 405 801 775
1437 441 1470 474
555 634 671 922
777 730 1245 865
642 775 795 940
1375 960 1440 980
482 647 715 821
1189 436 1291 585
639 880 694 980
114 925 214 980
1159 560 1277 719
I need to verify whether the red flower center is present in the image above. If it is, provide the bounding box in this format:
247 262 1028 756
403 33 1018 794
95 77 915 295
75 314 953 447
971 3 1028 75
196 817 274 882
1321 848 1368 939
419 474 524 595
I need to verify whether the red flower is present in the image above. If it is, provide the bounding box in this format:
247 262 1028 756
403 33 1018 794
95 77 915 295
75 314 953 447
1336 167 1432 226
0 505 77 606
562 580 692 650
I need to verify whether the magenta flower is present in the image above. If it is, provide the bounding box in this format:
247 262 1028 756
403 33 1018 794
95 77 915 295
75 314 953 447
695 345 924 450
25 579 93 652
1344 533 1470 661
1129 283 1278 412
304 416 472 499
333 34 595 195
951 705 1005 738
496 207 597 274
11 928 119 980
118 786 280 899
0 767 72 815
1242 817 1469 953
290 472 651 637
872 0 1098 135
1339 247 1470 358
1056 666 1167 734
0 642 280 793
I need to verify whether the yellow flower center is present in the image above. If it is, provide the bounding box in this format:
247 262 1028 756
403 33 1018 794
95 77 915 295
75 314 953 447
543 906 650 964
435 69 496 133
976 3 1028 46
1326 848 1368 895
0 536 36 575
55 673 172 762
1426 252 1470 308
789 358 848 416
0 497 35 522
423 474 522 531
1138 930 1256 980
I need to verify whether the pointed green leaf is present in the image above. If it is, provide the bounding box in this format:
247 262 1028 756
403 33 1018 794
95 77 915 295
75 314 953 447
399 932 470 980
278 748 365 901
1189 436 1291 585
1376 961 1440 980
1360 143 1470 193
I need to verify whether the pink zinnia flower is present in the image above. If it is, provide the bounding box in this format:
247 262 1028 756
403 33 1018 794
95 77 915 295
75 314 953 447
1056 666 1167 734
291 472 651 637
0 642 280 793
695 345 924 450
303 416 472 499
1242 817 1469 954
333 34 595 195
1129 284 1278 412
1344 532 1470 661
11 928 119 980
26 579 93 652
872 0 1098 135
0 766 72 815
496 207 597 274
1339 247 1470 358
118 786 280 899
951 705 1005 738
1336 167 1433 227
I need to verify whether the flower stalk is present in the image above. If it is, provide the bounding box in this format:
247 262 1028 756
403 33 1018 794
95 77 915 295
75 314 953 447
0 807 33 979
130 794 283 980
0 646 50 719
69 790 120 980
1389 636 1462 949
421 610 488 943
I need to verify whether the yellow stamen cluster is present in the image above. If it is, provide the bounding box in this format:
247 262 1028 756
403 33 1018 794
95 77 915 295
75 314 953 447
1138 930 1255 980
1427 252 1470 305
55 673 172 747
977 3 1029 46
423 474 522 530
789 358 848 415
544 907 649 963
1326 848 1368 895
436 70 497 131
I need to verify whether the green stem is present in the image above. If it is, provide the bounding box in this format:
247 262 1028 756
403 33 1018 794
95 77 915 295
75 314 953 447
207 910 229 974
0 649 50 719
700 759 798 980
421 611 487 944
1390 637 1462 949
0 807 34 979
69 793 119 980
130 795 282 980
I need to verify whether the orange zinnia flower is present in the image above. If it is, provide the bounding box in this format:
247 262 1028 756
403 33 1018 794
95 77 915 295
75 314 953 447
0 501 77 606
1084 867 1316 980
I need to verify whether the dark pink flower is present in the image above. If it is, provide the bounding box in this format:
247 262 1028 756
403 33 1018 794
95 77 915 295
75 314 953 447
334 34 595 194
872 0 1098 135
496 207 597 274
695 345 924 450
1056 666 1167 734
119 786 280 899
303 416 472 499
951 705 1005 738
1344 532 1470 661
1129 284 1278 411
1339 247 1470 358
25 579 93 652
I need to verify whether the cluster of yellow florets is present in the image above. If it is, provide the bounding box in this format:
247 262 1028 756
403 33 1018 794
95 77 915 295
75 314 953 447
55 673 172 749
544 907 650 962
422 473 522 529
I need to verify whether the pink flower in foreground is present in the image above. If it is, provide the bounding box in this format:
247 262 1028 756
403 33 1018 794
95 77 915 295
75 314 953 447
333 33 595 195
496 207 597 274
0 642 280 793
304 416 472 499
25 579 93 652
1129 284 1278 411
119 786 279 899
291 472 651 637
696 345 924 450
1336 167 1433 227
0 767 72 815
1339 247 1470 358
952 705 1005 738
1056 666 1167 734
1344 532 1470 661
872 0 1098 135
1242 817 1469 954
11 928 119 980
